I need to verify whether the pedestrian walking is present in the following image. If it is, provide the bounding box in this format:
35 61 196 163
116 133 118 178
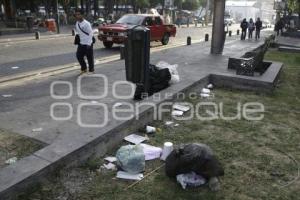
74 9 95 75
275 18 285 36
255 18 262 40
248 18 255 39
240 18 248 40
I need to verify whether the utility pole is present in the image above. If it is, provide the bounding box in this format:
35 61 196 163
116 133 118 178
55 0 60 34
211 0 225 54
205 0 210 26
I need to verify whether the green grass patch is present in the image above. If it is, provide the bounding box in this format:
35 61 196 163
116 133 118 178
0 129 44 168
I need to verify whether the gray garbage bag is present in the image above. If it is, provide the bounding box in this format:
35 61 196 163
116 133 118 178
165 143 224 179
116 145 145 174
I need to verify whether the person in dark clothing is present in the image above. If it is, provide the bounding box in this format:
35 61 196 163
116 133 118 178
240 18 248 40
74 9 94 74
248 18 255 39
255 17 262 40
275 18 285 36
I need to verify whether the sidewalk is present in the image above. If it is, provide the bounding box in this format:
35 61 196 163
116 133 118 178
0 32 282 199
0 25 75 43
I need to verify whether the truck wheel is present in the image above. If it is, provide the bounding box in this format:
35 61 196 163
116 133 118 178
103 41 113 49
161 34 170 45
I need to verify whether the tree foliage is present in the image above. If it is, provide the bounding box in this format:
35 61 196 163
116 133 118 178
287 0 300 13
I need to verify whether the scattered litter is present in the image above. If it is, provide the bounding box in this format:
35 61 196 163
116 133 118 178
124 134 148 145
102 163 117 171
201 88 211 94
114 102 123 107
172 110 184 116
116 171 144 181
207 84 214 89
91 100 99 104
5 157 17 165
161 142 174 161
173 104 190 112
104 156 117 163
32 128 43 132
200 93 211 98
174 124 180 127
146 125 161 134
140 144 162 160
2 94 12 98
165 121 174 126
11 66 19 69
176 172 206 189
116 145 145 174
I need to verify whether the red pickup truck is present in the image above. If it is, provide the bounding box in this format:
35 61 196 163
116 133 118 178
98 14 177 48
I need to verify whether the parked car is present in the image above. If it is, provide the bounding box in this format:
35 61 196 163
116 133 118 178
195 16 205 24
262 19 272 28
98 14 177 48
224 17 234 26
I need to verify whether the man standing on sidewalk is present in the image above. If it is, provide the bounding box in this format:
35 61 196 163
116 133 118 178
255 18 262 40
74 9 94 74
240 18 248 40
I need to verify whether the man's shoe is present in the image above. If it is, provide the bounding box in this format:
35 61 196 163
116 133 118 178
88 71 95 75
79 70 87 75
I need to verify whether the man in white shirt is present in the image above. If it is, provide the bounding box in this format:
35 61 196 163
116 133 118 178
74 9 94 74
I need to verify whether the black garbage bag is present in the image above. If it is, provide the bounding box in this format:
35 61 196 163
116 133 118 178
134 64 171 100
165 143 224 180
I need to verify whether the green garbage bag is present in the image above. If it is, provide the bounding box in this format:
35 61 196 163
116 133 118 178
116 145 145 174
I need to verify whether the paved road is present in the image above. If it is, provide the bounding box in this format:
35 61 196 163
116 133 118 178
0 24 240 78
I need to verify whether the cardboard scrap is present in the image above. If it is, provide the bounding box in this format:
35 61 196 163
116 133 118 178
172 110 184 116
124 134 148 144
165 121 174 126
173 104 190 112
116 171 144 181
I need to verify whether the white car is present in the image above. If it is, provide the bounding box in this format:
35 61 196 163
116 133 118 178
224 18 234 26
262 20 272 28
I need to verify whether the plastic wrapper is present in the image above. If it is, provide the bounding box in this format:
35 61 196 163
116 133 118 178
116 145 145 174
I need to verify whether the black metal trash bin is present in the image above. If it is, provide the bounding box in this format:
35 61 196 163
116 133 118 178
125 26 150 92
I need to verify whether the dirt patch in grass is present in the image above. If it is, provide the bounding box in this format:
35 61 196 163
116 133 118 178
0 129 44 168
20 51 300 200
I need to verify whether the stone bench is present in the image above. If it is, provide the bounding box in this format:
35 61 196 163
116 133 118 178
228 35 275 76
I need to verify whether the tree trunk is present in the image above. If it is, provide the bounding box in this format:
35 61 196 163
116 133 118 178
211 0 225 54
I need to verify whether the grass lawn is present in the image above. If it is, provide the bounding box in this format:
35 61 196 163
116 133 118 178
21 50 300 200
0 129 44 169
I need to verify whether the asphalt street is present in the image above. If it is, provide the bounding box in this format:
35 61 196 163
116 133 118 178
0 24 240 78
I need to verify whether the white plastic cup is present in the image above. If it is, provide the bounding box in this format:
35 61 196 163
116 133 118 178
160 142 174 161
146 125 156 133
